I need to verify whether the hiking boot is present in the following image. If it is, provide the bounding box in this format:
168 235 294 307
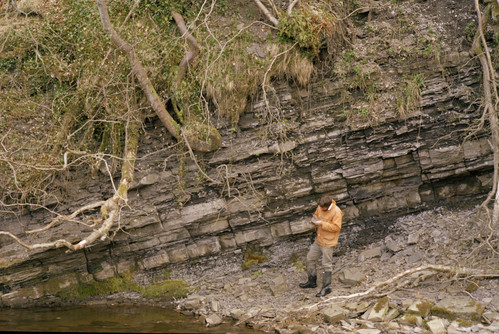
299 273 317 289
316 271 332 297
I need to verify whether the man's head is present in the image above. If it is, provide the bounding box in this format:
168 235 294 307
318 195 332 210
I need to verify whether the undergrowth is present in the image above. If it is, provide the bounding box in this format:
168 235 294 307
0 0 347 204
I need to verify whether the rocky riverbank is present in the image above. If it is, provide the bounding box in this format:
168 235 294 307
172 205 499 333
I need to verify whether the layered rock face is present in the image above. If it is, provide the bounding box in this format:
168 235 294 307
0 0 492 307
0 49 491 307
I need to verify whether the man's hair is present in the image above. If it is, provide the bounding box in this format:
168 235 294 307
319 195 332 207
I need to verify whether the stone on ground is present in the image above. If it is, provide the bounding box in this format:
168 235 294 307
426 317 448 334
205 313 223 327
322 305 346 323
338 267 365 286
433 296 485 321
407 299 434 317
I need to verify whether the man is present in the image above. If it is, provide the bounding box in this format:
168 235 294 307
299 194 343 297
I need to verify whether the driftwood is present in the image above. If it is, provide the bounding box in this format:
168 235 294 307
303 264 499 310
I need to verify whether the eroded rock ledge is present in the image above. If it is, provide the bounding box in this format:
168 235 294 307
0 46 492 307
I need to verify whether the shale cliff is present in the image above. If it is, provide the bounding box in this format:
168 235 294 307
0 0 494 307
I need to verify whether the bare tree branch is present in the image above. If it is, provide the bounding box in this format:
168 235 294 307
0 115 141 252
26 201 105 234
172 11 200 88
95 0 220 152
287 0 300 15
95 0 179 138
266 0 279 17
303 264 499 310
0 231 75 250
253 0 279 26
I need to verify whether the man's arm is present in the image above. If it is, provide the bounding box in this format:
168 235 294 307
320 209 342 232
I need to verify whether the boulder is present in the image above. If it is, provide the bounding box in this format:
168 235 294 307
407 232 419 245
182 295 205 310
385 235 403 252
398 314 424 327
432 296 485 321
358 247 382 261
287 324 315 334
268 274 288 296
229 309 246 320
205 313 223 327
338 268 365 286
356 329 381 334
385 308 400 321
489 294 499 311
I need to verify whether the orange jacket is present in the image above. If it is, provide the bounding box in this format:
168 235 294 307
312 200 342 248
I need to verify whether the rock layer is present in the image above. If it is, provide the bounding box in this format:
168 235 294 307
0 0 493 307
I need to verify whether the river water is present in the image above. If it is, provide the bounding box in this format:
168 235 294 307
0 304 259 333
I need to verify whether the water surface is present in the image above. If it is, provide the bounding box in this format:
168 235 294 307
0 304 258 333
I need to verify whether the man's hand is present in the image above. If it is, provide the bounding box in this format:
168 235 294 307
312 220 325 226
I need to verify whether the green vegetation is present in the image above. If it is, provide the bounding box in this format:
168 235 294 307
415 299 434 316
429 306 458 321
241 244 268 271
288 252 305 270
57 272 188 301
457 319 473 327
0 259 22 269
396 73 425 119
373 296 389 312
278 4 336 54
1 0 345 203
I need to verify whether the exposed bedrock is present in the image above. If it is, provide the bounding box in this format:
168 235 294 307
0 51 493 307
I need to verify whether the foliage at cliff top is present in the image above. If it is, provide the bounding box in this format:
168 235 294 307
0 0 348 204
